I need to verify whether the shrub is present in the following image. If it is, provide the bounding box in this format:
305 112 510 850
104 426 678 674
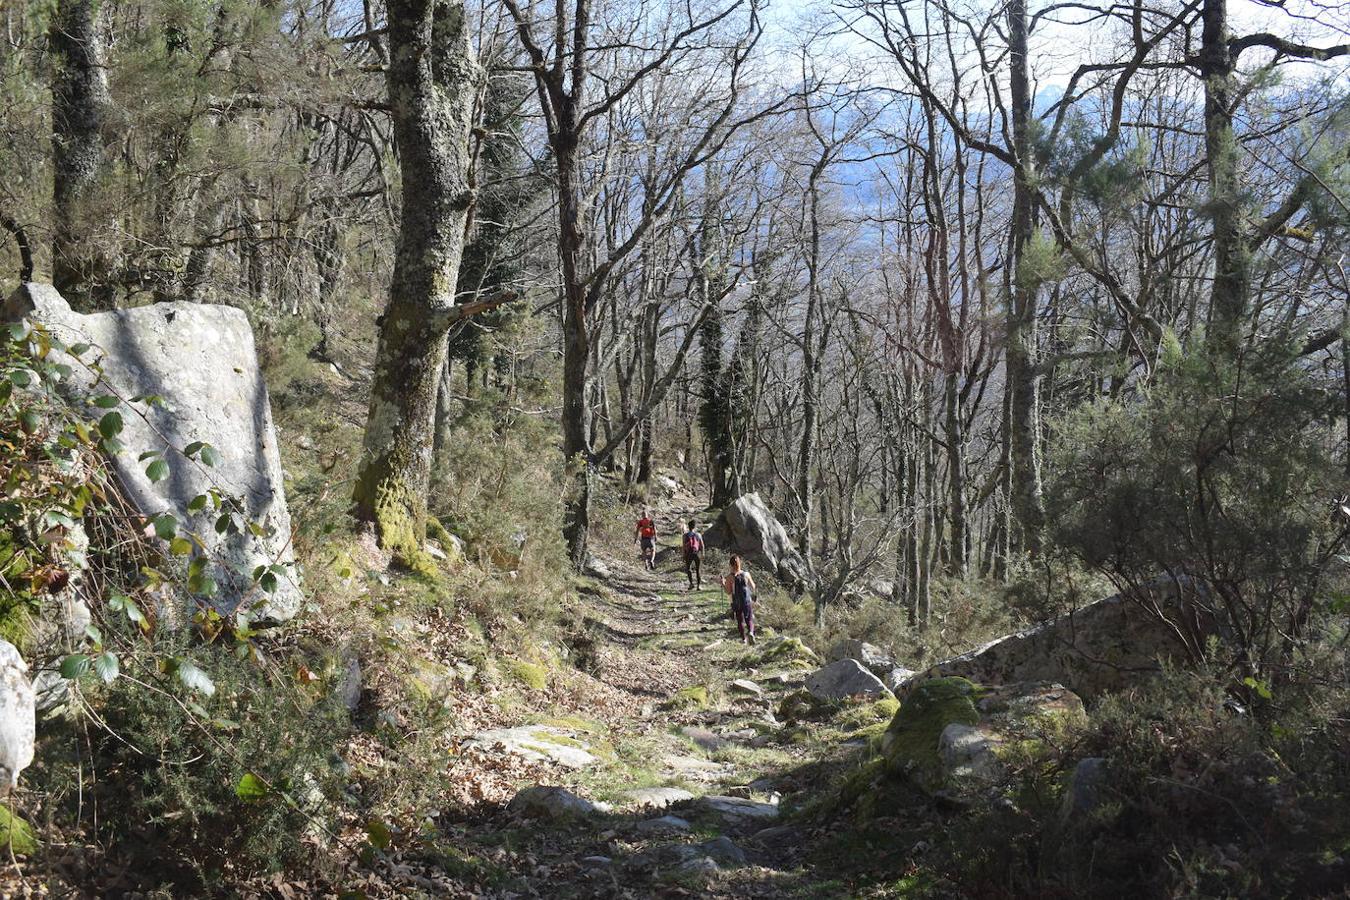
928 665 1350 898
1046 339 1347 679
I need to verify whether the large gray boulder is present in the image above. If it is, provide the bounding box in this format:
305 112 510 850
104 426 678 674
704 493 812 589
829 639 897 678
915 580 1214 701
805 658 892 701
0 641 34 787
4 283 301 622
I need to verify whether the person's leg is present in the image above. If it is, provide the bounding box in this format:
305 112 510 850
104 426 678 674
693 554 701 590
745 603 755 643
733 603 747 640
685 555 694 589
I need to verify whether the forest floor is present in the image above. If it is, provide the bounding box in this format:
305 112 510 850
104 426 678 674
336 491 910 899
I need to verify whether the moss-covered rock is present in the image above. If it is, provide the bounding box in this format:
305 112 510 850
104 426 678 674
881 676 981 789
753 636 819 670
0 806 37 856
836 695 900 731
884 679 1088 796
665 684 710 710
507 660 548 691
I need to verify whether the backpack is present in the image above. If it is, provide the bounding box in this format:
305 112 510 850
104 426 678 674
638 519 656 538
683 531 703 554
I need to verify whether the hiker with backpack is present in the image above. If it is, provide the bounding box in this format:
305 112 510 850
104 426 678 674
723 554 757 645
634 509 658 571
681 520 704 591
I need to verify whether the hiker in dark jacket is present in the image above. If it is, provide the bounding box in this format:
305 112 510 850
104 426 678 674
723 554 757 644
681 520 704 591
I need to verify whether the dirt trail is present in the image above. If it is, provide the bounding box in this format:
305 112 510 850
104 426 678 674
436 492 851 898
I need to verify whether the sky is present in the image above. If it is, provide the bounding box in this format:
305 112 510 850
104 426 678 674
762 0 1350 91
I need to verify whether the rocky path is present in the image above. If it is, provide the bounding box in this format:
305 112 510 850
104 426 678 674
445 496 851 898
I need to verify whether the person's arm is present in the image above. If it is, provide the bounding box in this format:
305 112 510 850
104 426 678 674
747 573 757 594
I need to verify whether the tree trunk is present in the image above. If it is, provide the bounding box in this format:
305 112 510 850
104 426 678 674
636 301 658 483
353 0 477 564
1201 0 1249 351
1006 0 1045 554
50 0 114 310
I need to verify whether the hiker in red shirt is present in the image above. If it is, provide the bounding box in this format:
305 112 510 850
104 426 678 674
634 509 657 571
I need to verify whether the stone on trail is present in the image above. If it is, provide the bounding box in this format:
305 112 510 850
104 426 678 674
661 753 725 781
467 725 597 768
685 794 780 829
805 658 892 701
748 824 800 846
938 723 1005 781
696 836 747 867
674 855 721 878
623 787 695 810
680 725 725 751
703 493 812 589
632 814 692 835
506 785 605 820
335 652 362 712
1060 757 1109 824
729 678 763 697
583 554 612 580
3 283 301 622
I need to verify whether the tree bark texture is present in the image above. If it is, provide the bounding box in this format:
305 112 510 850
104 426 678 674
1006 0 1045 554
353 0 477 565
1201 0 1250 352
50 0 115 310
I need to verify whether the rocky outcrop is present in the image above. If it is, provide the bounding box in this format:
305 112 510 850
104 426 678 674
911 580 1213 701
3 283 302 622
623 788 694 811
704 493 811 589
467 725 598 769
884 667 917 692
882 677 1085 794
805 658 892 701
0 641 34 788
683 794 780 831
829 639 898 678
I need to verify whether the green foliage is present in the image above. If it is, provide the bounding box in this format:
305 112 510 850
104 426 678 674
924 666 1350 898
72 635 348 884
1047 342 1345 676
